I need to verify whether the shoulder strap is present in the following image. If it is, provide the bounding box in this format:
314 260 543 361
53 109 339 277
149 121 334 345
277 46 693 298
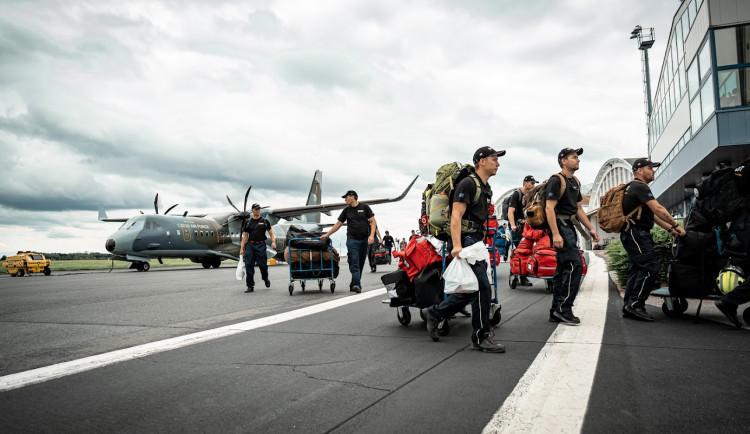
555 173 566 198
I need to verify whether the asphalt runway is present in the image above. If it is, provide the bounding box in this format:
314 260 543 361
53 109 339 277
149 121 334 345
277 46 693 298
1 256 748 433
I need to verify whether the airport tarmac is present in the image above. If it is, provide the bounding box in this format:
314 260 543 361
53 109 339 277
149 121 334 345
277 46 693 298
1 255 748 433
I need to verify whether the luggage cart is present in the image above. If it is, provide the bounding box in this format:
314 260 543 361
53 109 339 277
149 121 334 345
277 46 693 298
287 237 336 296
387 238 502 335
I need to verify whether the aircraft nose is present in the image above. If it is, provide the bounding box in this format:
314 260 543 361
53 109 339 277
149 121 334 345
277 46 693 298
105 239 116 252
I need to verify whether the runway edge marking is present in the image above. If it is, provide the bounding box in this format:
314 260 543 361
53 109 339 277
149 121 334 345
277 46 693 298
483 254 608 434
0 289 385 392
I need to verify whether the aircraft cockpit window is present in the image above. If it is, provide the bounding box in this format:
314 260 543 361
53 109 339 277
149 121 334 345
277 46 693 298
125 220 145 231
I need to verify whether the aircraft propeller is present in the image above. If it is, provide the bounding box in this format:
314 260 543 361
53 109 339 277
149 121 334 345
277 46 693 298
226 186 252 222
151 193 179 215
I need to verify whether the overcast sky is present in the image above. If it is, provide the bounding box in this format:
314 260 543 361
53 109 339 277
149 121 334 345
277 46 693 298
0 0 677 256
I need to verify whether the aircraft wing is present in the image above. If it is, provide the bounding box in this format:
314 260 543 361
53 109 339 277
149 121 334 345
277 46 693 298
270 175 419 221
98 207 129 222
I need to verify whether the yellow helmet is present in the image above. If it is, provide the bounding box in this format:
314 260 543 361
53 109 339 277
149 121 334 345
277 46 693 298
716 265 745 295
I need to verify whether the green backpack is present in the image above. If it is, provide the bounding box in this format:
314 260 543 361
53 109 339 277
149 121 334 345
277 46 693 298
423 162 482 241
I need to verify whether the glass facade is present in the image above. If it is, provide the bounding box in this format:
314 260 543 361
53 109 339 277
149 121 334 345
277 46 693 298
715 24 750 109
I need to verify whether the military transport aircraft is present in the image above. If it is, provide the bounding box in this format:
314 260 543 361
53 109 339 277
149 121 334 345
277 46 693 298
98 171 418 271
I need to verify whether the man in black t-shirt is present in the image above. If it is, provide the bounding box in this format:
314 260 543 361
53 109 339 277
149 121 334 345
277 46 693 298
508 175 537 286
621 158 685 321
321 190 376 293
240 203 277 293
382 230 394 263
545 148 600 325
422 146 507 353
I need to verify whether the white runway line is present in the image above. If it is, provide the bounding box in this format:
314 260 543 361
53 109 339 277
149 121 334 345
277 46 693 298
0 289 385 392
484 255 609 434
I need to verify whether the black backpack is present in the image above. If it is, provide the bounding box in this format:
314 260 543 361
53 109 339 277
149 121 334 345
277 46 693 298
500 189 521 221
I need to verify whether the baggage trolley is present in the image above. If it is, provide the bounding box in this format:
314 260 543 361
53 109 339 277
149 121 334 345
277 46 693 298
387 239 502 335
287 237 336 296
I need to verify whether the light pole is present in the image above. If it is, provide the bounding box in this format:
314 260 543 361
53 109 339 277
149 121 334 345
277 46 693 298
630 25 655 121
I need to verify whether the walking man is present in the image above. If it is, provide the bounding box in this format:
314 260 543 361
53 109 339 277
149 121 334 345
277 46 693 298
422 146 507 353
621 159 686 321
546 148 600 324
321 190 376 293
240 203 277 293
507 175 538 286
382 230 395 258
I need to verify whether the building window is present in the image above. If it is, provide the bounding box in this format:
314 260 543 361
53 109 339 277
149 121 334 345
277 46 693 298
715 25 750 110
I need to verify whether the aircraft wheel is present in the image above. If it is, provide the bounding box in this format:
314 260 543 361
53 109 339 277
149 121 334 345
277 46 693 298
509 276 518 289
743 307 750 325
141 262 150 272
202 262 211 269
44 266 51 276
437 318 450 336
212 258 221 268
288 284 294 295
330 282 335 293
397 306 411 326
18 269 25 277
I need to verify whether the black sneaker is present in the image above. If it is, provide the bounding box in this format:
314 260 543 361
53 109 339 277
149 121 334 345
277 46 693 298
624 305 654 322
520 277 533 287
264 279 271 288
351 285 361 293
715 300 742 328
549 309 561 322
421 308 440 342
553 310 580 325
245 287 254 293
471 333 506 353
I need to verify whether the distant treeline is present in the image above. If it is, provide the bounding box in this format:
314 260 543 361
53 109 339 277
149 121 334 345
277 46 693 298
1 252 111 261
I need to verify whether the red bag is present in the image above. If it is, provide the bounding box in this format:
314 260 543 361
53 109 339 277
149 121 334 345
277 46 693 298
510 255 527 276
533 235 552 251
530 248 557 277
522 225 546 241
393 236 442 281
581 250 587 275
515 238 534 256
489 248 501 265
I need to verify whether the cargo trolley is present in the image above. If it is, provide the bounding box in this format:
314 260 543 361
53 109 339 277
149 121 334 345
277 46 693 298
287 237 336 296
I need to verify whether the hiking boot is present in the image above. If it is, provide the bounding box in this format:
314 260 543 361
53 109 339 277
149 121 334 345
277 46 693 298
549 309 561 322
351 285 361 293
553 310 580 325
715 300 742 328
520 277 533 286
471 333 506 353
421 308 440 342
624 305 654 322
264 279 271 288
245 286 254 293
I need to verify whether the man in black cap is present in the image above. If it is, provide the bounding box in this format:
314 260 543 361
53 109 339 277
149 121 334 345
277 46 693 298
422 146 507 353
546 147 600 324
321 190 376 293
507 175 538 286
240 203 277 293
621 158 686 321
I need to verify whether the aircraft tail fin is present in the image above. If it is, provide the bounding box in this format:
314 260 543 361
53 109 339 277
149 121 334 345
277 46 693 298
303 170 323 223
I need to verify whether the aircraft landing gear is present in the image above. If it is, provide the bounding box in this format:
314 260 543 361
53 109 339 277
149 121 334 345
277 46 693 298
135 261 151 272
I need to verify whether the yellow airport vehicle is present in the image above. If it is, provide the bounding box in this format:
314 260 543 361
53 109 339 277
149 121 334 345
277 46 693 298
2 251 51 276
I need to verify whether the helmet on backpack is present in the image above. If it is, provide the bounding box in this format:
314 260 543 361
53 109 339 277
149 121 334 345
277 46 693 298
716 264 745 295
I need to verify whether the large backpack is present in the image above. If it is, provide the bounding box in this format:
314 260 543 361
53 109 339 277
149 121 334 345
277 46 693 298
522 174 573 229
501 189 521 221
423 162 483 240
597 181 642 233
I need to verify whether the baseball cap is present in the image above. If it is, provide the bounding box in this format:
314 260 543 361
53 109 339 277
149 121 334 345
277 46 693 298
341 190 358 199
632 158 662 171
523 175 537 183
251 203 261 209
557 147 583 163
473 146 506 163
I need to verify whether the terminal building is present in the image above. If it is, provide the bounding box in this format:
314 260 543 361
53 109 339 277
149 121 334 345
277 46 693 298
646 0 750 215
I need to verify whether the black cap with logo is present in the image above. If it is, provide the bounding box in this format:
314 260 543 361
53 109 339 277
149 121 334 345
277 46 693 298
341 190 358 199
632 158 662 171
251 203 261 210
473 146 506 164
523 175 537 184
557 147 583 164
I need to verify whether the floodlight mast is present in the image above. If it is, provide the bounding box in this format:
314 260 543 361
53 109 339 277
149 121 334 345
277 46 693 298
630 25 655 121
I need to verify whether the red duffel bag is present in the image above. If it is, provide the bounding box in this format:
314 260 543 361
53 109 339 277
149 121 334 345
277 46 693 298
393 236 443 281
523 225 547 241
515 238 534 256
527 248 557 277
510 255 527 276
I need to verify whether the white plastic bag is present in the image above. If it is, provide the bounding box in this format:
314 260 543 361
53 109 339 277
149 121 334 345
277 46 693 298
443 257 478 294
460 242 490 265
235 257 246 281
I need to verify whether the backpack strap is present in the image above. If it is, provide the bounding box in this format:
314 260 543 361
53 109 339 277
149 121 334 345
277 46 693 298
622 180 644 231
555 173 566 199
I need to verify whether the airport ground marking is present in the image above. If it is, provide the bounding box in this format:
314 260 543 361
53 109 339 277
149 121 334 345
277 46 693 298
483 254 608 434
0 289 385 392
